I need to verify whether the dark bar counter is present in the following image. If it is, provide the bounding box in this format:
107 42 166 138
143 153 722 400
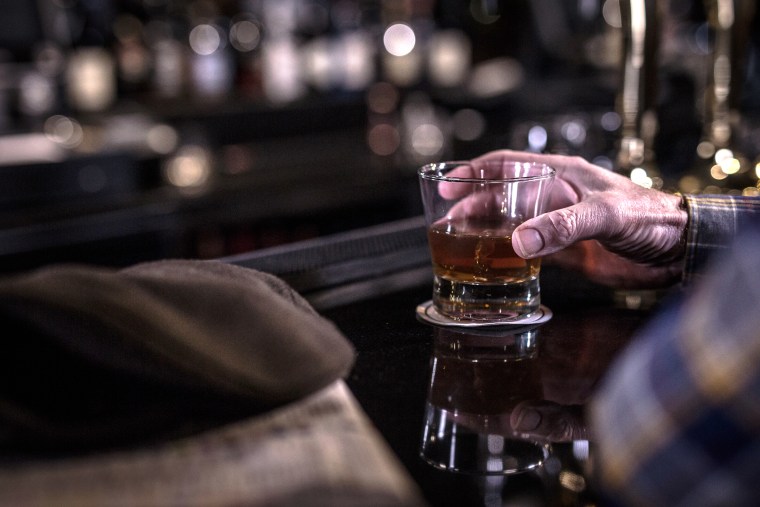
227 217 661 506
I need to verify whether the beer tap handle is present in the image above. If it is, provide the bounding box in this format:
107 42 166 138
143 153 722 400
702 0 756 150
616 0 662 172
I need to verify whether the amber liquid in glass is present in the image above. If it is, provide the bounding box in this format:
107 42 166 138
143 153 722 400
427 219 541 320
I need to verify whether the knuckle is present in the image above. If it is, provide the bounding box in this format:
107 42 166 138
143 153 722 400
547 208 580 243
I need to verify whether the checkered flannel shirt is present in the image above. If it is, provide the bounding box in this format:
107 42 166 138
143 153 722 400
682 195 760 283
591 194 760 507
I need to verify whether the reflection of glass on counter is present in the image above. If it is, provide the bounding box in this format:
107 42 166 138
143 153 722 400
420 326 550 475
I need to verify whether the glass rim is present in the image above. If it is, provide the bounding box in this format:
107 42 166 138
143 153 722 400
418 160 556 183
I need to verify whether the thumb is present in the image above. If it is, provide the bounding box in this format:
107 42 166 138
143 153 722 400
512 202 607 258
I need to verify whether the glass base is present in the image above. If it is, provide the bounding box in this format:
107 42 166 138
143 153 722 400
432 275 540 322
420 405 549 475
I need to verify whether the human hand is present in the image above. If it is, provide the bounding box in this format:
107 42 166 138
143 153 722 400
430 159 554 235
469 150 688 288
510 400 588 442
445 401 587 444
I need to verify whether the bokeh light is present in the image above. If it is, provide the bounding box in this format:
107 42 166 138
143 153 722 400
411 123 444 157
189 24 222 56
600 111 621 132
696 140 715 159
18 72 56 116
367 123 400 156
428 30 471 88
710 164 728 180
230 19 261 52
630 167 653 188
44 115 84 148
383 23 416 57
562 120 587 146
528 125 548 151
715 148 740 174
164 145 212 188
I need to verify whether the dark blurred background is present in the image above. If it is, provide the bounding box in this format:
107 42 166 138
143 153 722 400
0 0 758 274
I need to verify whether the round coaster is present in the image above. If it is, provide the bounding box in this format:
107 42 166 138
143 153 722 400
415 300 553 328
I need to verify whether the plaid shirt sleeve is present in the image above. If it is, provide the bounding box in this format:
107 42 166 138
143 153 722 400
681 195 760 284
590 221 760 507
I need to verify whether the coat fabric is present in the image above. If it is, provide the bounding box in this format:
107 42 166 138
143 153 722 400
0 259 355 452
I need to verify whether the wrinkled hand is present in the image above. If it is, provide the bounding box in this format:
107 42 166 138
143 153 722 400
471 150 688 289
448 400 588 443
510 400 588 442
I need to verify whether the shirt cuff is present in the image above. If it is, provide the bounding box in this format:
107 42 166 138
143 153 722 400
680 194 760 285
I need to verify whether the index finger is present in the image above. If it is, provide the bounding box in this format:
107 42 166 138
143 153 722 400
433 156 557 200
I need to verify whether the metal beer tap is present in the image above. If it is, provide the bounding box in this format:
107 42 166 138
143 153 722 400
615 0 756 190
616 0 662 173
701 0 756 155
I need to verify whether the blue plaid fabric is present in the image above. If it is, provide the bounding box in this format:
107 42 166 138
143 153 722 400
591 218 760 507
589 196 760 507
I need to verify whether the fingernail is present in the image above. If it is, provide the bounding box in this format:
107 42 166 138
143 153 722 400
513 228 544 256
513 407 542 431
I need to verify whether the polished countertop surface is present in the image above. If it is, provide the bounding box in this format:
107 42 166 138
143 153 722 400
326 276 652 506
230 216 661 506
